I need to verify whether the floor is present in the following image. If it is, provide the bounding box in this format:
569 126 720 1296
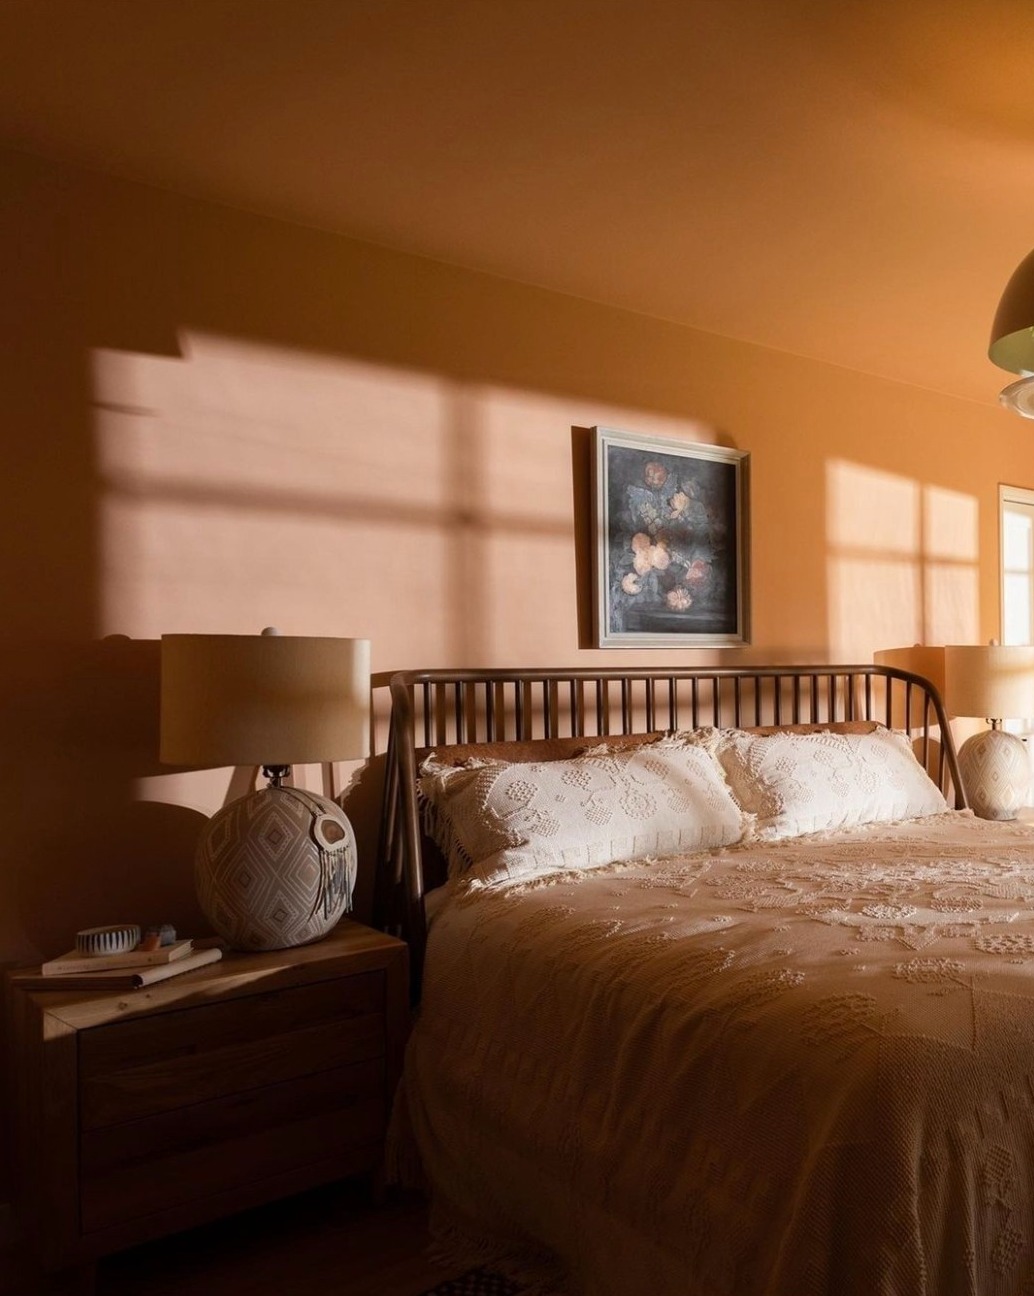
4 1182 458 1296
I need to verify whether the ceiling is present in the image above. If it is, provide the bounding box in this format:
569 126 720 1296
2 0 1033 406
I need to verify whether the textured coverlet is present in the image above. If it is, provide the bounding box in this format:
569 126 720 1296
394 811 1034 1296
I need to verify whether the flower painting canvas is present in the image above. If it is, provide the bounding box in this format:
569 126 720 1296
591 428 750 647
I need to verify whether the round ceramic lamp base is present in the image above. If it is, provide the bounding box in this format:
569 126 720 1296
195 785 357 951
957 728 1031 821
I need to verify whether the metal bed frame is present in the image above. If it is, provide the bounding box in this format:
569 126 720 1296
376 664 964 994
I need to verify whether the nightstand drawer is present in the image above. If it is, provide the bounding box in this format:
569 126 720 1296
7 921 409 1271
80 974 386 1128
80 1057 385 1231
79 972 383 1076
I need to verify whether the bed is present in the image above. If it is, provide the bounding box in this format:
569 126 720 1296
377 665 1034 1296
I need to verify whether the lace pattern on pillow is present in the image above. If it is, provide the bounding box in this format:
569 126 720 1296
704 726 949 840
418 737 745 883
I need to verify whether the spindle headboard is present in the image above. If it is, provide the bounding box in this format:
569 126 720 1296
376 664 964 992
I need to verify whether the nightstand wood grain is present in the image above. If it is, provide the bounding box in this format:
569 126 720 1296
6 921 408 1279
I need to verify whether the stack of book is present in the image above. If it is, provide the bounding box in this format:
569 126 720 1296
13 938 223 991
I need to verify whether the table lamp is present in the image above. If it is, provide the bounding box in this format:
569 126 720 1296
944 643 1034 820
160 630 371 950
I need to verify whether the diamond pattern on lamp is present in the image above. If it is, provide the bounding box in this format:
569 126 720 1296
959 729 1030 821
195 786 356 950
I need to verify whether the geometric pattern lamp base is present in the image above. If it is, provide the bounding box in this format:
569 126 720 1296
957 728 1031 821
195 785 357 951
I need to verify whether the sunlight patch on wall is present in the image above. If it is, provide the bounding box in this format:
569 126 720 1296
94 334 473 812
827 462 920 555
922 486 979 644
94 334 722 660
475 388 718 659
478 389 713 521
831 557 923 655
93 335 456 647
95 335 450 510
924 485 978 561
92 334 726 813
826 461 978 660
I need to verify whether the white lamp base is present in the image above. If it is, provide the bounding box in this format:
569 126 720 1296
195 785 357 951
957 728 1030 821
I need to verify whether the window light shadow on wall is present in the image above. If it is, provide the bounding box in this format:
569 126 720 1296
92 332 707 657
91 331 714 816
826 460 978 660
92 333 464 652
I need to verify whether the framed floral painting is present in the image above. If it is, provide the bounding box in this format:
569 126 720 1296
591 427 750 647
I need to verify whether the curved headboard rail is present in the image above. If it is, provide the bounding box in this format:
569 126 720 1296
376 665 964 996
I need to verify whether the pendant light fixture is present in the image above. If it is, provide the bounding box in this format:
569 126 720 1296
990 249 1034 417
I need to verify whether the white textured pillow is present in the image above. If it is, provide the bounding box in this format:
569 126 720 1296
418 738 745 884
704 726 948 840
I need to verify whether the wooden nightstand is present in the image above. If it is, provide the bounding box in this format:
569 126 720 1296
6 921 408 1285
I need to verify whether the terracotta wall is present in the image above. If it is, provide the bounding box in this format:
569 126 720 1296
1 145 1031 1181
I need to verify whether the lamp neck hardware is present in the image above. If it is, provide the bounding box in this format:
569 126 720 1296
262 764 291 788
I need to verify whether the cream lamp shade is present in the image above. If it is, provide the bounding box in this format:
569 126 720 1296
161 633 370 768
943 644 1034 722
989 250 1034 418
160 631 371 951
943 644 1034 821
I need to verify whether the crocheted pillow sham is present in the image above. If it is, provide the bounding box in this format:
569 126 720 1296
418 737 745 884
700 726 949 840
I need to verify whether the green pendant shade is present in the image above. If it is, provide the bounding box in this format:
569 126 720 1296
990 250 1034 417
990 248 1034 376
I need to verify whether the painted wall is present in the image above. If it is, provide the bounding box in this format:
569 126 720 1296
1 145 1030 1184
